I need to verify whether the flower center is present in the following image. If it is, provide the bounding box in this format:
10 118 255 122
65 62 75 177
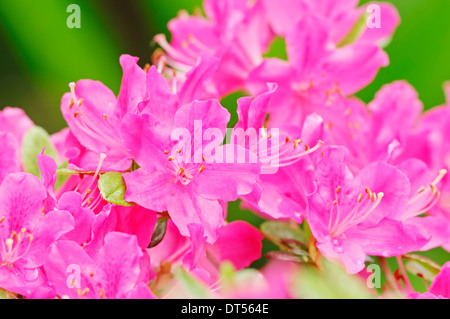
329 185 384 237
165 150 205 186
405 168 447 218
0 224 34 268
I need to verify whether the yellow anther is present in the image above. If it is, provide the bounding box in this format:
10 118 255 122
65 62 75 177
358 193 363 203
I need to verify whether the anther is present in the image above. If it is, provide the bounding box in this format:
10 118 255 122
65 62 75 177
5 238 13 252
336 186 341 194
358 193 363 203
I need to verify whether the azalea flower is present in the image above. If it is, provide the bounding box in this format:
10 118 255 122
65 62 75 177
247 13 389 127
233 87 324 221
0 172 74 297
261 0 400 45
44 232 154 299
306 146 428 274
0 107 34 182
154 0 274 96
120 99 260 243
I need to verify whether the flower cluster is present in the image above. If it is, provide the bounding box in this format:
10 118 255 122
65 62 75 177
0 0 449 299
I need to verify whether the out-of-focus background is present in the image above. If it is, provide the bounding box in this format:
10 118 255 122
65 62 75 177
1 0 449 288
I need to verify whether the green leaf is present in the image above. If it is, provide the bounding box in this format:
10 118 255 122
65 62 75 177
404 254 442 282
173 267 215 299
293 260 376 299
148 215 169 248
98 172 133 207
260 220 308 251
337 12 368 47
21 125 59 178
263 36 288 60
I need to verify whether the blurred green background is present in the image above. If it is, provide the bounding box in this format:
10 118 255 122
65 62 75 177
0 0 449 292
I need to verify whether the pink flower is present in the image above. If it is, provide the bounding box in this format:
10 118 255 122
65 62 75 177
0 107 34 147
327 81 424 173
233 88 324 221
247 13 389 127
261 0 399 45
0 107 34 181
0 173 74 297
44 232 154 299
306 146 428 274
120 99 260 243
154 0 274 96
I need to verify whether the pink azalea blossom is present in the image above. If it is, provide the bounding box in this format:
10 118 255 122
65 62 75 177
44 232 154 299
261 0 399 45
154 0 274 96
247 13 389 127
233 88 324 221
0 107 34 181
120 99 260 243
0 173 74 297
306 146 428 274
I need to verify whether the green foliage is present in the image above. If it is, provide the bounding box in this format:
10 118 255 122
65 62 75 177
98 172 133 207
21 125 59 177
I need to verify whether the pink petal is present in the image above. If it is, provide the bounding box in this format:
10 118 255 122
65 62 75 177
123 168 173 213
96 232 143 299
428 261 450 298
116 54 147 118
0 132 19 184
324 43 389 95
194 144 260 201
58 191 96 245
113 205 157 249
0 173 46 234
120 113 172 172
166 187 224 244
44 240 95 299
209 221 263 270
